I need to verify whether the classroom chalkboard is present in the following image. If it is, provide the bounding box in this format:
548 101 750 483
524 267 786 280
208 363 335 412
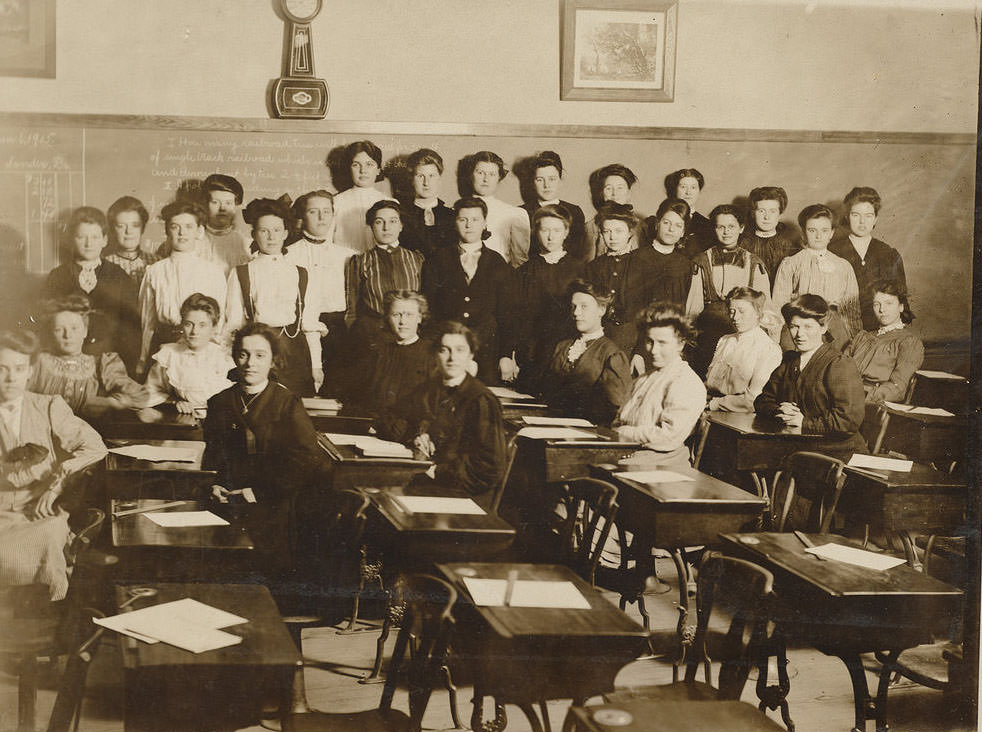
0 113 973 347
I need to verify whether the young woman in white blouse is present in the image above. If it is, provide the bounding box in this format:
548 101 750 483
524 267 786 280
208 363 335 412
705 287 782 412
463 151 531 267
614 303 706 470
331 140 387 253
225 197 325 396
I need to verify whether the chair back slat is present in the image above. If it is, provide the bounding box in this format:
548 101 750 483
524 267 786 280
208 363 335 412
490 434 521 515
772 452 846 533
552 478 619 585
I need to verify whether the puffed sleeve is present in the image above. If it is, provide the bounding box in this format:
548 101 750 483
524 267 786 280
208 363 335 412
770 257 795 311
838 263 863 337
143 359 172 407
47 395 107 477
509 207 531 268
801 355 866 436
97 352 149 408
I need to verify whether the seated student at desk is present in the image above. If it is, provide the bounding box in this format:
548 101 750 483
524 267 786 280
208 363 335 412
538 279 631 426
705 287 782 413
614 303 706 470
755 294 867 459
144 293 234 414
29 295 147 419
0 330 107 601
342 290 434 418
378 321 506 505
841 280 923 404
202 323 326 580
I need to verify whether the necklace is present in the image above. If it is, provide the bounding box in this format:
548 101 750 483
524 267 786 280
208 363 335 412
238 389 263 414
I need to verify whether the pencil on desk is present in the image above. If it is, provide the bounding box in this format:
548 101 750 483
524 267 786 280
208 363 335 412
794 530 826 560
503 569 518 607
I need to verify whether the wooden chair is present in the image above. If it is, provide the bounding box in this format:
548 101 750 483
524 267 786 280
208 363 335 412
282 574 457 732
488 433 521 516
544 478 619 586
870 373 918 455
689 411 712 470
770 452 846 534
45 607 106 732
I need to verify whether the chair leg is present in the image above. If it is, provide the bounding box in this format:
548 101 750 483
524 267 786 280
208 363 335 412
360 588 393 684
440 663 463 729
518 703 546 732
539 699 552 732
17 654 38 732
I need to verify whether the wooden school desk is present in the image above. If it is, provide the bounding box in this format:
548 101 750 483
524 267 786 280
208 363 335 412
97 407 203 441
437 562 649 732
104 440 215 501
719 532 963 732
317 433 431 490
873 404 968 470
110 498 254 582
592 463 766 642
566 699 785 732
113 582 302 732
839 461 968 569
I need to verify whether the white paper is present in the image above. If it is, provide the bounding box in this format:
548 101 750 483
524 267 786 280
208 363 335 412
462 578 592 609
488 386 536 401
522 415 594 427
392 496 486 515
805 543 907 571
142 511 229 527
883 401 914 412
847 454 913 472
907 406 955 417
323 433 363 445
916 369 966 381
325 433 414 456
108 444 199 462
302 397 342 411
614 470 695 485
95 598 248 652
516 427 598 440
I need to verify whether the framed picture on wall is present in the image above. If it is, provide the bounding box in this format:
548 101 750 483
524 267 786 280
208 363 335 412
0 0 55 78
561 0 677 102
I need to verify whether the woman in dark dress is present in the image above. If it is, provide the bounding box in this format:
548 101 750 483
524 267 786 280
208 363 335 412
520 151 588 261
665 168 714 257
203 323 327 583
755 294 867 460
378 321 507 506
398 148 456 260
538 280 632 426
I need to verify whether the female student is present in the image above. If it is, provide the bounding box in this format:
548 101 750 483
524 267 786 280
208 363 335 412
138 200 227 377
399 148 456 260
686 204 775 375
332 140 388 253
771 204 862 345
614 303 706 470
225 197 324 397
635 198 697 307
203 323 326 578
0 330 107 601
422 197 519 384
104 196 160 284
538 279 632 426
517 204 585 388
705 287 783 413
462 151 531 267
30 296 147 418
145 293 235 413
43 206 141 376
519 151 588 261
755 294 867 459
378 321 506 505
584 163 644 259
342 290 434 418
665 168 713 256
738 186 802 282
841 280 923 404
829 187 907 331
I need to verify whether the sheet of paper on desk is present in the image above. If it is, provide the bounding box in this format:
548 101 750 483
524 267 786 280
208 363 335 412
516 427 598 440
883 401 914 412
908 406 955 417
805 543 907 571
302 397 342 411
392 496 486 515
522 415 594 427
323 433 363 445
108 444 199 462
847 454 913 472
488 386 536 401
143 511 230 527
95 598 247 649
916 369 967 381
462 578 592 609
614 470 694 485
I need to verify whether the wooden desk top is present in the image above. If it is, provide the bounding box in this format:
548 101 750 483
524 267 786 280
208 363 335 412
97 407 203 441
718 532 963 600
706 411 819 438
114 583 301 670
316 433 432 469
106 440 212 474
111 499 254 551
569 700 785 732
596 464 766 507
365 487 515 538
881 404 967 424
437 562 647 641
843 462 966 490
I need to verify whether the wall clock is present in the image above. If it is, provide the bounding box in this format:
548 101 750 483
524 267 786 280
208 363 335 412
270 0 329 118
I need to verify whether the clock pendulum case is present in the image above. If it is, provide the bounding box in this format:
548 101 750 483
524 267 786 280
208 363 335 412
270 0 329 118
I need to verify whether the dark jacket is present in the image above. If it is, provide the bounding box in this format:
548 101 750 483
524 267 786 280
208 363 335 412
400 199 456 260
829 233 907 331
516 254 584 380
755 342 867 458
539 335 632 426
521 200 588 261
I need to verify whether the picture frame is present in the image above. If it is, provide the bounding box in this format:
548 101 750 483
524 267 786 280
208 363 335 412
561 0 677 102
0 0 55 78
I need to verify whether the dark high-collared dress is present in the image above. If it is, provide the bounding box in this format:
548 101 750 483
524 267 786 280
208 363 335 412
521 200 588 261
829 233 907 332
400 199 456 260
539 335 632 426
754 341 868 459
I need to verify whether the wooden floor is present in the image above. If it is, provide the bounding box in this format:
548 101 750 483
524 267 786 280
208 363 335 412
1 558 974 732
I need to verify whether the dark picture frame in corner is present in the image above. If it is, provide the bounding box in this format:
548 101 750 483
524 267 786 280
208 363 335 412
561 0 677 102
0 0 55 78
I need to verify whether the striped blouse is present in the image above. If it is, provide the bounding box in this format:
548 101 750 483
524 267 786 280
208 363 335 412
344 245 425 323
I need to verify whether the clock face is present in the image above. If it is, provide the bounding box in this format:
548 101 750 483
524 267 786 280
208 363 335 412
282 0 322 22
